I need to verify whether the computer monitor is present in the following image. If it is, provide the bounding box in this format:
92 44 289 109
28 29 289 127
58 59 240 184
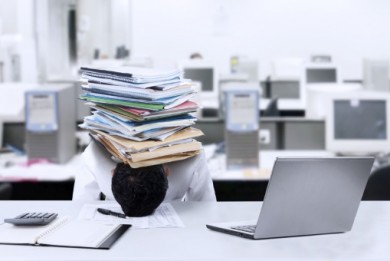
2 122 25 152
0 83 39 123
261 77 305 111
363 59 389 92
269 80 300 99
232 57 259 82
181 62 218 99
326 91 390 154
305 64 339 84
0 84 37 149
306 83 362 119
261 58 306 111
271 58 304 79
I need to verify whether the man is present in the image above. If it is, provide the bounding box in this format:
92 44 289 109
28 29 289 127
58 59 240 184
75 141 216 216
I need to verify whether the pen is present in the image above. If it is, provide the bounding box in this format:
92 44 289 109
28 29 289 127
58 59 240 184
97 208 127 219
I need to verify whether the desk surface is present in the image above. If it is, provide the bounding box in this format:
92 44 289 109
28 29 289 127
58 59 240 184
0 201 388 260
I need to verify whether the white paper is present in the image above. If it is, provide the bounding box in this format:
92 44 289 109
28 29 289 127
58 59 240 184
78 202 184 229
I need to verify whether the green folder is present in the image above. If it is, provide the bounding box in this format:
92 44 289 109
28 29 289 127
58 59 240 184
80 95 164 111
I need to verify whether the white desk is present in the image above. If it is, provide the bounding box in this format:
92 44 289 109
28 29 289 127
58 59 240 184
0 201 388 260
0 154 84 182
0 154 86 199
0 130 91 181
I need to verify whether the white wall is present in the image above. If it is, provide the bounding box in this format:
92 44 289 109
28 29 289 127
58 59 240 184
77 0 111 62
0 0 37 82
78 0 131 62
17 0 38 82
110 0 132 58
0 1 18 35
77 0 132 62
131 0 390 79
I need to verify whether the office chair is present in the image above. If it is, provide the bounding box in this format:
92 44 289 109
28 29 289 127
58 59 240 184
213 180 268 201
362 164 390 200
263 98 280 117
0 183 12 200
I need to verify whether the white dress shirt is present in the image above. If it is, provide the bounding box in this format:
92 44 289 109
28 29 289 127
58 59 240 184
75 142 216 202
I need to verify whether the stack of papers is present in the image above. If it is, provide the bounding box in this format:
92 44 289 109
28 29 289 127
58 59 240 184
79 66 203 168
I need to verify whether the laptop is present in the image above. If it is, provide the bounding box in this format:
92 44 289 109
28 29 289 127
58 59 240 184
206 157 374 239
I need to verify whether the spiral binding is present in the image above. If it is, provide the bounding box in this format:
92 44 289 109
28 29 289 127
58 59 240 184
35 216 69 243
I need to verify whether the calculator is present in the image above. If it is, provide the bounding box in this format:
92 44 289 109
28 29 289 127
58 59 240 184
4 212 58 226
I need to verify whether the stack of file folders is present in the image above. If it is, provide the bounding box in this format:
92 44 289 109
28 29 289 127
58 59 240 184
79 66 204 168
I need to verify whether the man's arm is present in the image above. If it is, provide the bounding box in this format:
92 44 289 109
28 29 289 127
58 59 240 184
185 150 217 201
73 180 101 201
76 142 117 200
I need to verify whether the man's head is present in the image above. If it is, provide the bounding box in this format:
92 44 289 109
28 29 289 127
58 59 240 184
112 163 168 217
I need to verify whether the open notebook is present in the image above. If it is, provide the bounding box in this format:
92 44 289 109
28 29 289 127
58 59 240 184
0 216 130 249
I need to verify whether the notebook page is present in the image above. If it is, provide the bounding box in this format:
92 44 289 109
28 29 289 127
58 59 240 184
38 219 122 248
0 217 66 245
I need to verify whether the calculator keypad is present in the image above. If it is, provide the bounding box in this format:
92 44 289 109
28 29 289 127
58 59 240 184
4 212 58 226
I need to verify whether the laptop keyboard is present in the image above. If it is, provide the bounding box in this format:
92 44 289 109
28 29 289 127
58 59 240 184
231 225 256 234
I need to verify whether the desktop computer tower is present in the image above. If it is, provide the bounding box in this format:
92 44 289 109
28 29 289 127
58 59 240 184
46 80 91 122
25 84 76 164
224 83 259 169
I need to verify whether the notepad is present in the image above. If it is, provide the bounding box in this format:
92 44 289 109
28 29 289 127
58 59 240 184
82 81 193 101
88 100 198 123
80 66 182 85
0 216 130 249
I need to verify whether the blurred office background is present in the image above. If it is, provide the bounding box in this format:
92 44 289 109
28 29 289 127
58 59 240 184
1 0 390 201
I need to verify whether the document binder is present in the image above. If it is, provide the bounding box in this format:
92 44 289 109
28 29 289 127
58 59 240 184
0 216 130 250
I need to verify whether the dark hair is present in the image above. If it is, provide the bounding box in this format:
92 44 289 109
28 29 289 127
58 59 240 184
190 52 203 59
112 163 168 217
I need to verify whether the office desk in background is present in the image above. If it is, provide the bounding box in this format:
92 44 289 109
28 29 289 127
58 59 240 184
208 150 334 201
0 130 90 200
0 148 333 202
0 154 85 200
195 118 325 150
209 150 334 181
71 149 334 201
0 200 388 260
